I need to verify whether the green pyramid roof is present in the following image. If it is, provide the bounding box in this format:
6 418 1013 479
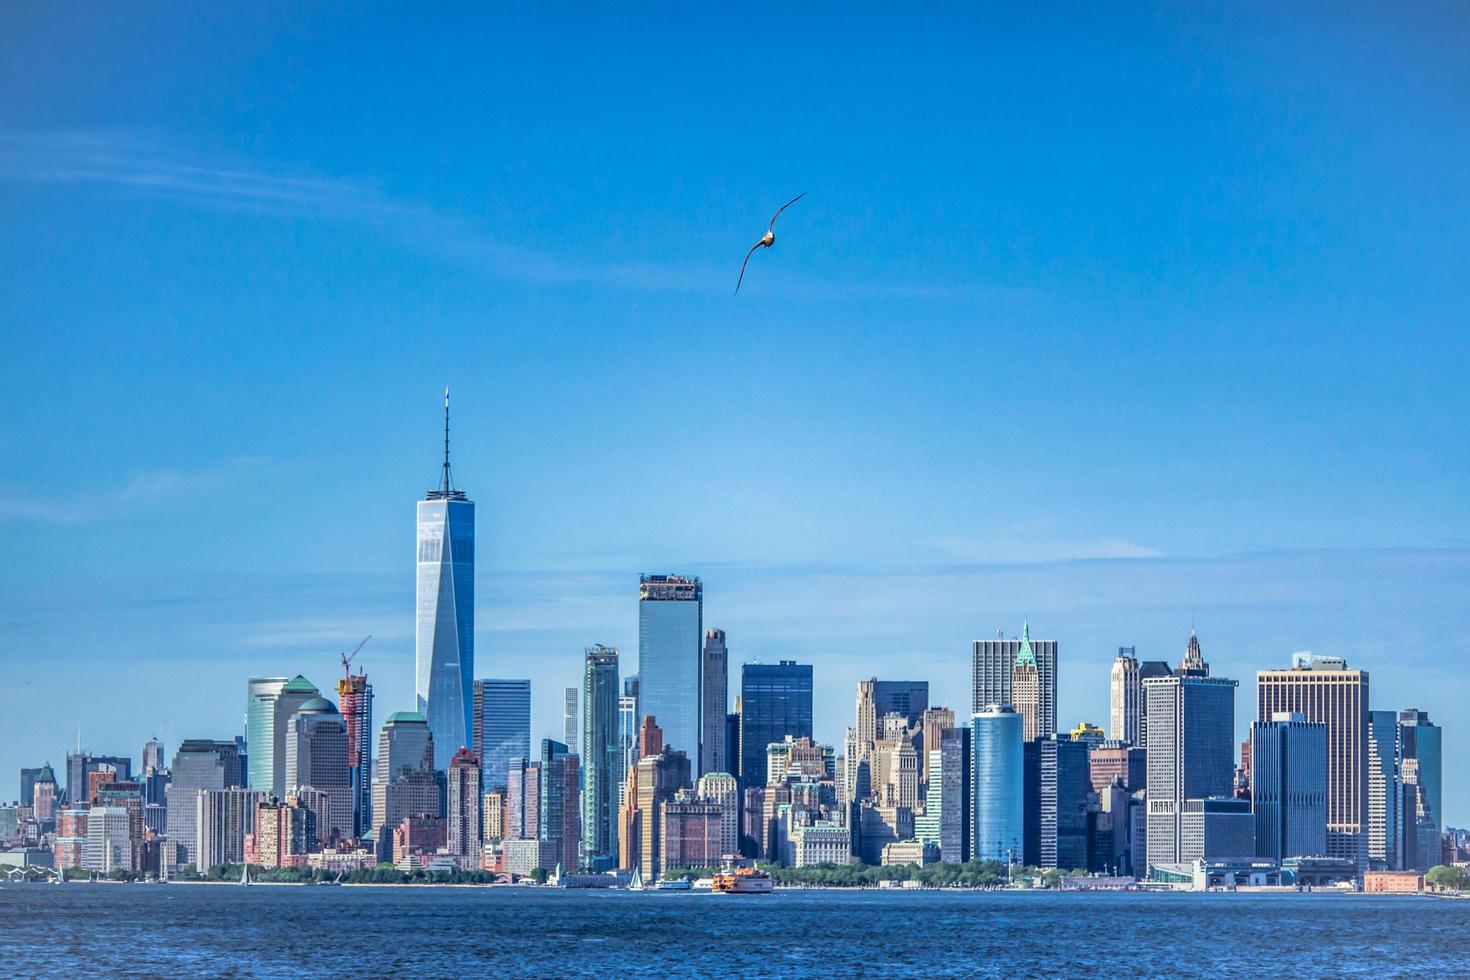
1014 619 1037 668
387 711 427 724
282 674 318 695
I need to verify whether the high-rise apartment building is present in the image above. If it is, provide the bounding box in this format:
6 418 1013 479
246 674 319 797
284 697 353 841
337 668 373 838
416 391 475 769
196 788 264 868
473 679 531 794
971 622 1057 737
505 758 541 841
581 644 621 870
972 706 1024 864
1257 653 1369 866
739 661 814 790
637 575 703 766
166 739 246 867
539 740 581 873
1109 648 1141 745
700 629 729 777
563 688 579 755
1143 656 1237 872
618 676 640 812
446 748 482 860
1250 713 1328 862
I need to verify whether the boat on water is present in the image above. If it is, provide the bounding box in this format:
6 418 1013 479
712 865 773 894
655 878 692 891
627 867 645 891
239 865 251 887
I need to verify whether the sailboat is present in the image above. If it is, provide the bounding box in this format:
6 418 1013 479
627 866 645 891
240 864 251 887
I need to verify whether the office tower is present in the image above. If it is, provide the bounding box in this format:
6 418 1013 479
196 788 264 868
739 661 814 790
30 764 58 826
697 771 740 857
65 754 132 808
472 679 531 794
1110 648 1141 745
81 807 132 873
563 688 579 755
920 708 956 788
142 738 165 774
337 668 373 838
284 697 353 841
1089 741 1146 794
916 727 971 863
446 748 482 860
581 644 620 870
700 629 729 777
618 677 640 811
20 767 42 811
1251 713 1328 862
971 706 1024 864
1176 631 1209 677
538 740 581 872
1137 660 1174 746
971 621 1057 737
416 390 475 770
166 740 246 867
1257 653 1369 866
373 712 438 840
1180 797 1255 861
1143 661 1237 871
1396 709 1443 871
855 679 929 745
505 758 541 841
1367 709 1400 869
1023 737 1091 869
633 746 692 880
724 713 740 779
637 574 703 766
1012 641 1042 743
245 674 319 796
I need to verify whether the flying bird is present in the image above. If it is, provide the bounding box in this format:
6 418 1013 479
735 192 805 294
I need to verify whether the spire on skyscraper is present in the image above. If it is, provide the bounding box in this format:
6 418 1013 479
1178 629 1210 677
1013 617 1037 668
427 387 467 501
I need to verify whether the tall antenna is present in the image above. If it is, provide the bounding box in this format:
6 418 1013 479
441 387 453 493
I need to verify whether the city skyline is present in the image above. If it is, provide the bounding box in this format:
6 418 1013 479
2 5 1467 830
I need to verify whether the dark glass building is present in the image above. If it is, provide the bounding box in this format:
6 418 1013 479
739 661 813 790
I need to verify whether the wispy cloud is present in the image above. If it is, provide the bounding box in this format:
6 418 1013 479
0 456 283 525
0 129 1026 303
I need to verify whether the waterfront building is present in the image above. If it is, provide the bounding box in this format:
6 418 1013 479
166 739 246 867
618 719 693 878
81 807 132 874
971 706 1024 863
1024 737 1091 870
971 622 1057 738
581 644 621 870
539 740 581 872
787 817 852 867
53 807 88 869
246 675 319 796
472 678 531 794
284 697 353 841
1089 741 1146 794
660 791 725 873
1367 709 1399 869
500 838 545 878
196 788 264 868
446 748 482 859
700 629 729 777
1143 645 1237 872
697 771 740 857
1251 713 1328 862
416 392 475 770
1109 648 1141 744
563 688 579 755
255 795 318 868
1180 797 1255 861
915 727 971 863
882 839 940 867
372 712 438 842
337 668 373 838
739 661 814 790
1396 709 1443 871
637 575 703 769
1256 653 1369 866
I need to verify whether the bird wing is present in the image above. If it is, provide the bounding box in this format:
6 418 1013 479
735 240 763 294
768 191 806 229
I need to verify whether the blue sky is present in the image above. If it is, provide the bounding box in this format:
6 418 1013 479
1 5 1467 820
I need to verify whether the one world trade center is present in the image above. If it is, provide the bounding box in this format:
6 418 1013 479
416 389 474 769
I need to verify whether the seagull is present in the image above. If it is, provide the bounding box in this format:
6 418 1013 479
735 192 805 294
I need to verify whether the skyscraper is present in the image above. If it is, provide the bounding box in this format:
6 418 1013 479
337 668 373 838
416 390 475 770
700 629 729 777
142 738 165 774
581 644 621 870
739 661 814 790
1366 709 1400 869
196 787 264 868
637 575 703 766
1012 632 1042 743
1023 737 1092 870
972 706 1023 864
971 622 1057 737
246 674 319 797
538 739 581 872
1251 713 1328 862
563 688 579 755
472 679 531 794
1396 708 1443 871
166 739 246 867
1257 653 1369 866
446 748 482 860
916 727 970 863
1143 655 1237 871
283 697 353 841
1109 648 1141 745
372 712 438 841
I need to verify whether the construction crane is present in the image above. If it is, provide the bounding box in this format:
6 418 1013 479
341 635 371 678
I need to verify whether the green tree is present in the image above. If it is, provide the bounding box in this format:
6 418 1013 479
530 867 549 884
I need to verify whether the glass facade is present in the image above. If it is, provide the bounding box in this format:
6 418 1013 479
581 645 621 868
971 706 1023 863
416 495 475 770
636 575 702 764
1251 716 1328 862
473 679 531 793
246 674 319 797
739 661 813 789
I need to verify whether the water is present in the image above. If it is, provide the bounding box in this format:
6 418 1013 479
3 883 1467 976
